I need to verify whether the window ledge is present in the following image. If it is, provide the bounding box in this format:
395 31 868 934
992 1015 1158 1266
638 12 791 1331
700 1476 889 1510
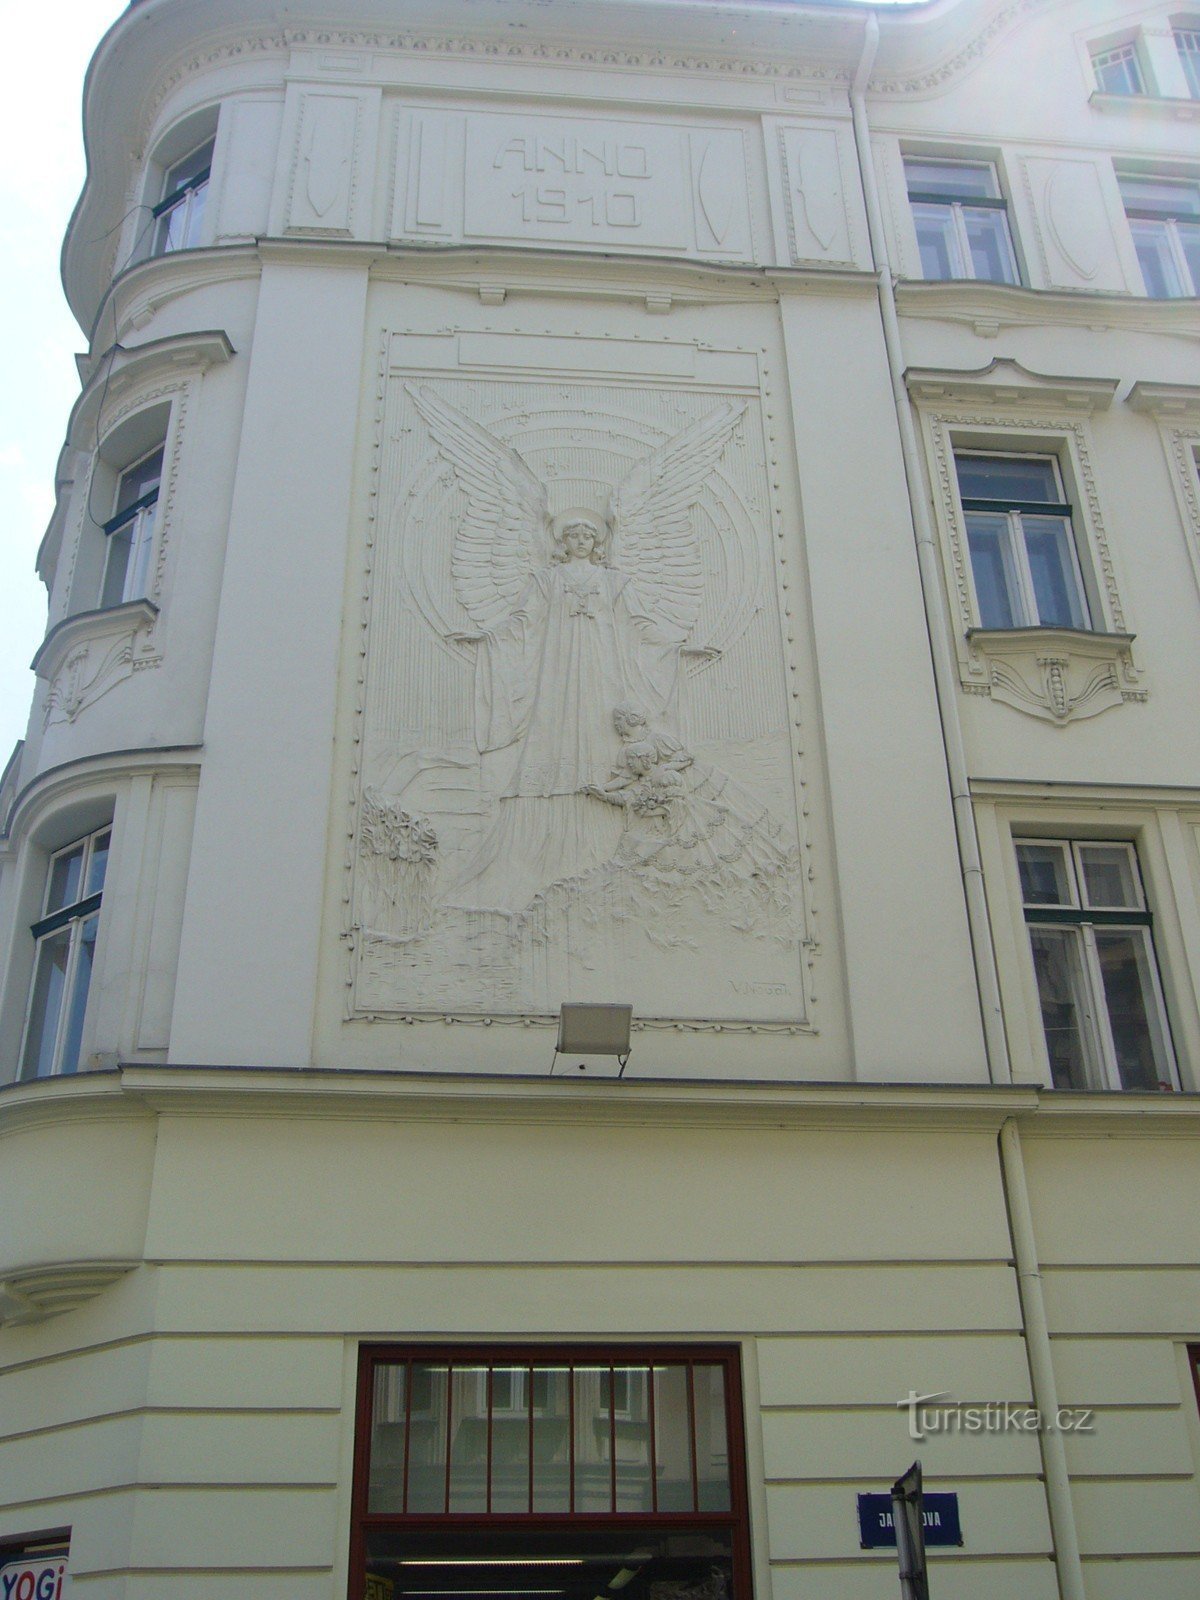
33 599 158 683
1089 90 1200 120
963 627 1142 723
32 600 160 728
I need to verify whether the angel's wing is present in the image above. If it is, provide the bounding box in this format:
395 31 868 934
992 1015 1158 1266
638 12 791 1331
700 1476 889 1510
406 385 548 632
609 402 744 638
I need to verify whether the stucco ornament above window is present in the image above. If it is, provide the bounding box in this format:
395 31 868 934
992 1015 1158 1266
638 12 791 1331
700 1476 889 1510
908 360 1145 724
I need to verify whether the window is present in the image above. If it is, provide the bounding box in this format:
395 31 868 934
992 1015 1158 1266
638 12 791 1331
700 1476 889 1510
954 452 1089 630
353 1346 751 1600
1119 175 1200 298
1092 42 1145 95
1017 840 1177 1092
100 444 162 608
151 138 213 256
19 826 110 1080
1176 28 1200 96
904 158 1020 284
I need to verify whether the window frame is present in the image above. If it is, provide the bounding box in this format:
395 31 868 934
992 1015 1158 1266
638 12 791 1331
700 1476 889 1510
18 825 112 1081
1118 174 1200 298
151 137 214 257
903 156 1021 286
1015 837 1179 1093
1092 40 1146 96
100 443 164 610
349 1344 753 1600
1178 28 1200 97
953 450 1091 631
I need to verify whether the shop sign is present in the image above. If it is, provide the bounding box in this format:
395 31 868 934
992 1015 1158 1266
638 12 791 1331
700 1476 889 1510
856 1491 962 1548
0 1559 68 1600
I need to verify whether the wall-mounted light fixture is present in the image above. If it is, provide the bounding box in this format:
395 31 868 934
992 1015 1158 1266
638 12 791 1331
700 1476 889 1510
554 1002 633 1076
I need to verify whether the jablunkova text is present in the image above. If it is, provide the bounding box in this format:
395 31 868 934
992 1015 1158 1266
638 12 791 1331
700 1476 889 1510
900 1390 1095 1442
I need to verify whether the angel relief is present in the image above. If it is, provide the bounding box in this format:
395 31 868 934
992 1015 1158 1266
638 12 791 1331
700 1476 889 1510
353 384 808 1021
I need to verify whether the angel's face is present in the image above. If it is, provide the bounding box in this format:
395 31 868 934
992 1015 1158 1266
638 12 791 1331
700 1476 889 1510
561 521 597 560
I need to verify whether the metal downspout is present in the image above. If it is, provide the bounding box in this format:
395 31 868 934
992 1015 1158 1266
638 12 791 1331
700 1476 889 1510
848 15 1011 1085
999 1118 1087 1600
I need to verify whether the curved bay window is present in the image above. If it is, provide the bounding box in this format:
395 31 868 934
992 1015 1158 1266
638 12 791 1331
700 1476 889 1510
351 1347 752 1600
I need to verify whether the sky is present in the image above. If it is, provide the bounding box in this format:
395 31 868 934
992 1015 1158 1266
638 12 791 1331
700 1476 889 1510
0 0 916 773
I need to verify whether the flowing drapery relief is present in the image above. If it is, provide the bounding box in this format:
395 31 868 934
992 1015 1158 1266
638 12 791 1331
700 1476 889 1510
351 375 811 1023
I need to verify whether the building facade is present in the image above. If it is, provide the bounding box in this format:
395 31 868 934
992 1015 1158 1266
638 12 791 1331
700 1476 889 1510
2 0 1200 1593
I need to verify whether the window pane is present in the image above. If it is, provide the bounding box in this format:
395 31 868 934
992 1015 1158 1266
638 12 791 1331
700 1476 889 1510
966 512 1023 628
1028 926 1098 1090
101 526 133 609
1180 221 1200 296
905 160 998 199
531 1366 571 1512
57 913 97 1076
1093 45 1143 94
1022 515 1088 628
369 1363 408 1513
164 140 213 194
955 454 1059 503
46 844 85 913
1120 177 1200 217
1179 31 1200 98
1094 930 1172 1091
572 1366 612 1511
490 1366 531 1512
1130 220 1184 298
1078 845 1140 910
613 1367 653 1511
653 1364 693 1512
963 206 1018 284
407 1364 450 1512
449 1367 490 1512
911 203 960 279
20 930 71 1079
86 831 112 897
1017 843 1074 907
693 1365 731 1512
115 447 163 515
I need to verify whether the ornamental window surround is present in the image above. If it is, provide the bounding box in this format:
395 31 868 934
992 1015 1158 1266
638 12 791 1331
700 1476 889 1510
909 363 1144 724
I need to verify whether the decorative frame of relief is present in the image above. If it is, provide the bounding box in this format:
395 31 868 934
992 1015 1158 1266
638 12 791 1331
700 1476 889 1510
1127 383 1200 609
343 327 817 1030
910 361 1145 723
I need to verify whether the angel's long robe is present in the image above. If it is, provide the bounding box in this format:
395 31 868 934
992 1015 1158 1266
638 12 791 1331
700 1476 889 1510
451 557 681 913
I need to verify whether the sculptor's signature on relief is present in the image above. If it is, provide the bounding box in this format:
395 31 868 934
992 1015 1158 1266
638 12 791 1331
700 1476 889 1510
729 980 789 996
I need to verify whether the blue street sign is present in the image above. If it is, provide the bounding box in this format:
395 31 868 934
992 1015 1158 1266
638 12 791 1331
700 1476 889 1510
857 1491 963 1548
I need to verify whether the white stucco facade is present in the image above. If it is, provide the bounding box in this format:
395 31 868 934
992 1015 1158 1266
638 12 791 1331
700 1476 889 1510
2 0 1200 1593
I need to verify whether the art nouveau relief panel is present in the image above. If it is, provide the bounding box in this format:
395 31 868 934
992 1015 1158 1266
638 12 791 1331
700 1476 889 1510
392 107 755 262
346 335 813 1026
763 119 865 270
1019 157 1127 294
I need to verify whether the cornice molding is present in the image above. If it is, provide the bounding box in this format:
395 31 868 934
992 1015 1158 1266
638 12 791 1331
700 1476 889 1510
896 279 1200 340
1127 381 1200 417
0 1259 139 1327
69 330 234 449
2 744 202 847
907 359 1118 413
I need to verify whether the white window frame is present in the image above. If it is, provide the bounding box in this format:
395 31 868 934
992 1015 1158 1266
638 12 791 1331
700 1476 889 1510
954 451 1091 631
1092 41 1146 95
1119 174 1200 298
903 157 1021 285
100 443 163 609
151 137 214 257
1016 839 1179 1093
1176 27 1200 98
18 825 111 1081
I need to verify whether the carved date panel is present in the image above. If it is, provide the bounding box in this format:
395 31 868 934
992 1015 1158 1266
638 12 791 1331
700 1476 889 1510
349 342 810 1026
394 109 754 261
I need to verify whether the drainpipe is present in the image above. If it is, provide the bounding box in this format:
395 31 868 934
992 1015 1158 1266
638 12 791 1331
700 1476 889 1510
999 1118 1087 1600
848 16 1012 1085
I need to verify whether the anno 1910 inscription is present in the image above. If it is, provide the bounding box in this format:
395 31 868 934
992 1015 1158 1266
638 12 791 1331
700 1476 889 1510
465 114 690 249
